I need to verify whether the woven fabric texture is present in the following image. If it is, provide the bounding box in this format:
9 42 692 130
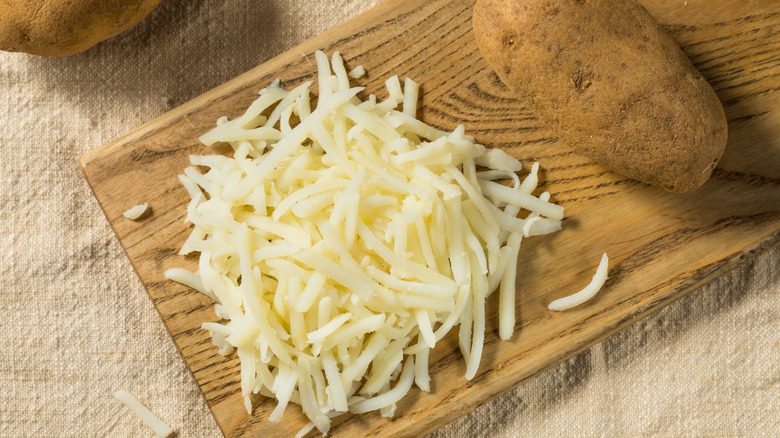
0 1 777 437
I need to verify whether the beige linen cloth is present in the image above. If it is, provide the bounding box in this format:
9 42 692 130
1 1 778 437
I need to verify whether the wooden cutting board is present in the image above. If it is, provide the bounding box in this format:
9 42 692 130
80 0 780 436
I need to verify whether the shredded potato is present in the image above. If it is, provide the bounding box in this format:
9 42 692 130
165 51 564 435
123 203 148 220
115 390 173 438
548 253 609 311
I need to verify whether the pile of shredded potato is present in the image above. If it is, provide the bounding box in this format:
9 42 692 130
165 51 564 436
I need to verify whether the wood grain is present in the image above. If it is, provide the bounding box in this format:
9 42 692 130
80 0 780 436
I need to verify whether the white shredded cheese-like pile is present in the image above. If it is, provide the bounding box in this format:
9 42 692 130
165 51 564 435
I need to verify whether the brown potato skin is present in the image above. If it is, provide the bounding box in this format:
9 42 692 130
473 0 728 193
0 0 160 56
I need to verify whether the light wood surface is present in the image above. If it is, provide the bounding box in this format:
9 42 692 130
80 0 780 436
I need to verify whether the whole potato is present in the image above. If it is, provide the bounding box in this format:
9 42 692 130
0 0 160 56
472 0 728 193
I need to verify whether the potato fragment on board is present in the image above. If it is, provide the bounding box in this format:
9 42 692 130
548 253 610 311
123 203 149 220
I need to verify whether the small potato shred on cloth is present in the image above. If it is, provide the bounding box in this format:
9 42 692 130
165 51 566 435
